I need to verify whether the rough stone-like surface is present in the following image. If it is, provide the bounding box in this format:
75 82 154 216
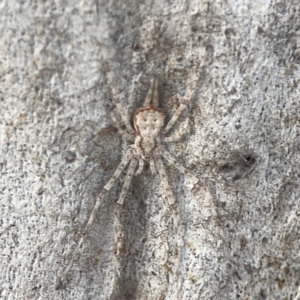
1 1 299 299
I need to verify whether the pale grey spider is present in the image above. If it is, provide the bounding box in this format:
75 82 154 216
57 72 201 288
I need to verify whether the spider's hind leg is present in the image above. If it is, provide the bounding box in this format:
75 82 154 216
155 156 179 237
113 156 138 281
116 158 138 205
159 148 199 185
56 149 134 289
154 155 180 294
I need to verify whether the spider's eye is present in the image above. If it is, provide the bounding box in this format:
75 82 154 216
144 119 146 122
154 119 157 122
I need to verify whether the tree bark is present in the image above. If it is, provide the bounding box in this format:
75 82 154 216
1 1 299 299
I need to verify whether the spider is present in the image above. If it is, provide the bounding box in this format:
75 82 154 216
56 73 201 289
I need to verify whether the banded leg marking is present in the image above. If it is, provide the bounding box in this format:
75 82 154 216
150 158 156 174
107 71 135 134
117 158 138 205
163 102 187 135
163 118 189 143
104 149 133 190
135 157 144 176
110 110 135 141
56 149 133 288
155 156 179 249
155 157 175 206
160 148 199 185
143 77 159 107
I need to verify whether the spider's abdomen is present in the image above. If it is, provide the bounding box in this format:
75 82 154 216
134 106 165 138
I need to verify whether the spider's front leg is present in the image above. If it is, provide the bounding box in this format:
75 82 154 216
163 68 199 136
163 118 189 143
106 69 135 135
110 109 135 142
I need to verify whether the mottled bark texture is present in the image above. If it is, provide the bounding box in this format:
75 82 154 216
1 1 299 299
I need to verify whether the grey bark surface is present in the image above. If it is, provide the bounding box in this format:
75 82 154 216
1 1 300 299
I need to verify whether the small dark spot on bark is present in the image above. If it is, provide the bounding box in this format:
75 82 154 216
65 151 76 163
36 188 46 195
191 25 198 32
240 235 247 249
257 26 265 34
284 266 290 275
232 174 241 182
220 163 232 172
275 277 285 290
224 28 232 36
243 155 256 166
132 42 141 52
262 237 268 245
259 289 267 299
96 125 117 137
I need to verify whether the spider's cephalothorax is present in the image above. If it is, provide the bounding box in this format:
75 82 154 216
134 106 165 160
134 78 165 160
56 75 199 289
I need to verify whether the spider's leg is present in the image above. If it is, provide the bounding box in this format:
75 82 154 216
155 156 179 272
159 148 199 185
155 156 178 234
162 101 188 135
150 158 156 174
107 71 135 135
117 157 138 205
104 149 134 190
134 136 143 155
163 118 189 143
135 156 144 176
56 148 133 289
155 156 175 206
110 109 135 142
143 77 158 107
163 68 200 135
161 148 240 278
114 157 137 261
